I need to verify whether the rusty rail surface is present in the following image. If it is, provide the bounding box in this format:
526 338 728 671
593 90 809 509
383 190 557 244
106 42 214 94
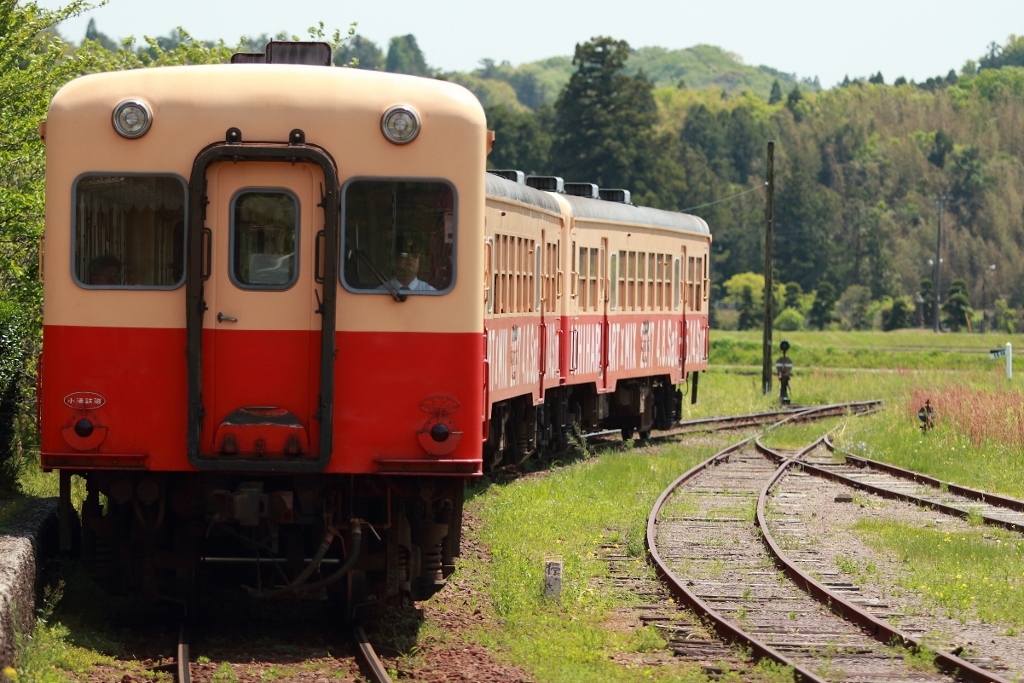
826 438 1024 517
756 438 1013 683
354 625 392 683
645 402 878 682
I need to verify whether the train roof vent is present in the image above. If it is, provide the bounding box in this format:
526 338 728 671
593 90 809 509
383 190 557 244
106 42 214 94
599 188 632 204
231 52 266 64
525 175 564 193
488 169 526 184
265 41 333 66
564 182 599 199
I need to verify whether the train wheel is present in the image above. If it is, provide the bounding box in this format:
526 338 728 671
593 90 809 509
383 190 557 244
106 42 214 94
638 429 651 441
620 426 635 441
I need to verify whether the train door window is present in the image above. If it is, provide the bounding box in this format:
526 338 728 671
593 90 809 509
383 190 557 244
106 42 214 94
634 252 643 311
687 256 697 313
498 234 507 313
703 253 710 308
694 256 703 312
73 174 186 288
342 180 454 294
673 258 681 311
534 244 541 312
618 250 627 311
662 254 671 310
485 238 493 313
609 252 618 310
577 245 587 310
230 190 298 289
543 242 555 313
589 248 599 312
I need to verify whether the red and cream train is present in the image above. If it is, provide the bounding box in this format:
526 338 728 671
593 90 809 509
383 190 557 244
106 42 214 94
38 42 710 605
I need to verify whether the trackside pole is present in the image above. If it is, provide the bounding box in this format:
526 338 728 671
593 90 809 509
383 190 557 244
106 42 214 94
1007 343 1013 380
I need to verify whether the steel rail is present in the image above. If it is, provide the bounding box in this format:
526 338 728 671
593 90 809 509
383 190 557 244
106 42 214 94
176 623 191 683
589 399 883 444
755 439 1013 683
825 437 1024 516
353 625 392 683
645 402 872 682
765 438 1024 534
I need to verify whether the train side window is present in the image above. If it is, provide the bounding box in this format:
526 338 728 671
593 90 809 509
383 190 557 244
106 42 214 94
342 180 454 294
230 190 298 289
609 252 618 310
673 258 681 311
73 174 186 288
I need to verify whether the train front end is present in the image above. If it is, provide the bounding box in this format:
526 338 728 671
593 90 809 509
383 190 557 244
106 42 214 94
39 47 485 605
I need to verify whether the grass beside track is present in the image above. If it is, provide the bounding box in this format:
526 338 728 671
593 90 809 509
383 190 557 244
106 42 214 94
462 437 795 683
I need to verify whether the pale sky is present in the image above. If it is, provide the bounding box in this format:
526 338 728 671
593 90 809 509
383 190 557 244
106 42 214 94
36 0 1024 88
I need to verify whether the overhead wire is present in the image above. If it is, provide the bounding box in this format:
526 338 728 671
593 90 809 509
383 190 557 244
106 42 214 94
680 181 768 213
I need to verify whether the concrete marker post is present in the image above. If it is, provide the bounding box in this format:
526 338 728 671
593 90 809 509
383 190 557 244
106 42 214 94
544 559 563 600
1007 342 1012 380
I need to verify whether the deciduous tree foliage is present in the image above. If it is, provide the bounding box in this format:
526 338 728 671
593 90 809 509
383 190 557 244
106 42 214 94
0 0 98 487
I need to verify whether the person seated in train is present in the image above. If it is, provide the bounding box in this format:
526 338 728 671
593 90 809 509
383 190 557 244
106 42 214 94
87 253 122 285
382 233 435 291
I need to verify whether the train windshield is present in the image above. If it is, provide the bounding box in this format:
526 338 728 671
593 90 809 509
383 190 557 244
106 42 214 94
73 175 186 288
342 180 454 294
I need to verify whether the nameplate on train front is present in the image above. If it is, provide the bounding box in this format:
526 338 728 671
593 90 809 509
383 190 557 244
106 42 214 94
64 392 106 409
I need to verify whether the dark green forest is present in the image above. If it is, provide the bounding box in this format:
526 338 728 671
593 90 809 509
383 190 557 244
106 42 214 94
2 1 1024 485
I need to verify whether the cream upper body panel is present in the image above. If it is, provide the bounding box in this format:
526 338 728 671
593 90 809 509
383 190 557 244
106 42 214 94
44 64 486 333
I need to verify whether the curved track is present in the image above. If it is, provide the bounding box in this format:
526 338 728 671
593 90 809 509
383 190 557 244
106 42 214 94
646 403 1014 682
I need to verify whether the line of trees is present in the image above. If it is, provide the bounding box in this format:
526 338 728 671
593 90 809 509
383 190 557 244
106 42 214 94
483 35 1024 335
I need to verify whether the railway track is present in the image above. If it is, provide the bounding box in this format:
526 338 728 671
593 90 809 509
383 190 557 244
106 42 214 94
811 438 1024 532
162 619 393 683
585 400 883 446
645 402 1017 682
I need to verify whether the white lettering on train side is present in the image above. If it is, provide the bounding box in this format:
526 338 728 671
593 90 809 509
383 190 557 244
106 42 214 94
570 322 603 376
654 319 680 368
546 324 560 379
685 318 709 366
488 323 541 393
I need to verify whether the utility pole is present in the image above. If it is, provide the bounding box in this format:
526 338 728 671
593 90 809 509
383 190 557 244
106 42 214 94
933 195 947 333
762 141 775 395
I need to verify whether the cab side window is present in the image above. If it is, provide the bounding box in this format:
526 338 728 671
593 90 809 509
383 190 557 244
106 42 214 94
74 175 186 288
342 180 454 294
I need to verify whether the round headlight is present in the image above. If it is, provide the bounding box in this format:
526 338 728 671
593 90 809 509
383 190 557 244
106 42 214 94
112 99 152 138
381 105 420 144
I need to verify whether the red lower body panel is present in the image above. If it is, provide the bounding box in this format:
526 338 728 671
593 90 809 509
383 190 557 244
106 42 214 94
41 325 483 475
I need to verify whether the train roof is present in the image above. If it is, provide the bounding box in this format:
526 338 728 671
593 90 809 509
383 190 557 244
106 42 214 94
561 193 710 235
485 172 710 235
484 172 563 213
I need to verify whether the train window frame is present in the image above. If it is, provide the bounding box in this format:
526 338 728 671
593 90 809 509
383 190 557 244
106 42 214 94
609 252 618 311
228 187 301 292
340 176 457 296
485 237 494 313
71 172 188 290
673 258 681 311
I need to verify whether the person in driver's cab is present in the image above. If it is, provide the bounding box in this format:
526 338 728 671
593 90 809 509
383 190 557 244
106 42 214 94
386 233 435 291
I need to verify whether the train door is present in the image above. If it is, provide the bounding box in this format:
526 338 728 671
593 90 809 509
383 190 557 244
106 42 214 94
569 239 579 375
678 245 687 375
199 161 327 460
600 238 609 390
